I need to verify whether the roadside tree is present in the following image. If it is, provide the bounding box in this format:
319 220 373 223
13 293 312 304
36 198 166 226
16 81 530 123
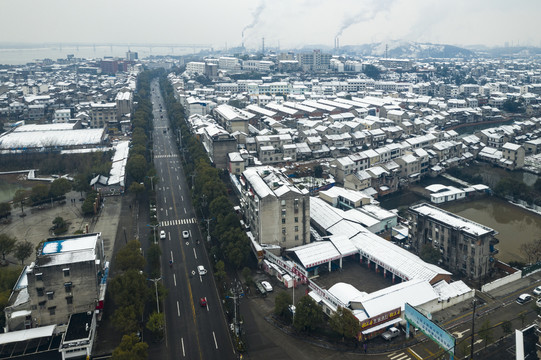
14 241 34 265
13 189 28 214
293 295 324 333
329 306 361 341
0 234 16 261
478 319 493 350
111 333 148 360
49 178 71 198
274 291 292 322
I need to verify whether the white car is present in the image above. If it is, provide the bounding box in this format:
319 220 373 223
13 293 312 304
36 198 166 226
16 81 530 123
182 230 190 239
160 230 166 240
260 281 273 292
197 265 207 276
533 286 541 296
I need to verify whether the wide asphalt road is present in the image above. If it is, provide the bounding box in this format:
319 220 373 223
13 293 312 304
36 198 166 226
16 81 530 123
149 79 236 360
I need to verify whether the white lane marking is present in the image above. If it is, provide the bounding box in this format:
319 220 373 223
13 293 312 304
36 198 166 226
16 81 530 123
170 251 174 262
181 196 183 201
178 185 181 190
177 175 179 180
409 349 421 360
206 302 209 312
177 301 180 317
168 232 171 241
164 197 166 204
165 209 168 216
212 331 218 349
193 248 197 259
181 338 185 357
189 230 192 237
184 208 186 214
173 274 177 286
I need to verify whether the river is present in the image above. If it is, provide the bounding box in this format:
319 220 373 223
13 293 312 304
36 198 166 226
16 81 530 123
441 197 541 263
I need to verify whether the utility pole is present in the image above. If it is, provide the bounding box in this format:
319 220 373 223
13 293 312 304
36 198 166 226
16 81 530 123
148 278 161 313
203 218 213 242
147 224 158 244
471 298 476 359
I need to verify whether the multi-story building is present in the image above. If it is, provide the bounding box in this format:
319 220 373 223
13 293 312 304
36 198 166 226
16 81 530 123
213 104 254 133
89 102 117 128
408 203 498 280
241 166 310 250
4 233 107 331
115 90 133 119
185 62 206 75
218 57 241 71
54 109 71 123
501 142 525 170
298 50 331 72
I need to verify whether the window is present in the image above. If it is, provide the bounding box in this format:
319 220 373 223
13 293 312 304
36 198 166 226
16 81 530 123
39 301 46 310
295 226 299 232
48 307 56 316
281 200 286 206
281 218 286 224
64 282 72 293
282 228 286 234
295 235 299 241
295 217 299 223
66 296 73 305
47 291 54 300
63 268 70 277
281 209 286 217
37 288 44 297
36 273 43 282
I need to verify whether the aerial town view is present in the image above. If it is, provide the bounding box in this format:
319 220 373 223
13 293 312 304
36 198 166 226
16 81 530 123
1 1 541 359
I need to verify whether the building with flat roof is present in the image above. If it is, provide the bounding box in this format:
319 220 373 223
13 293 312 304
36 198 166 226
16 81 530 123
408 203 498 280
4 233 107 331
240 166 310 250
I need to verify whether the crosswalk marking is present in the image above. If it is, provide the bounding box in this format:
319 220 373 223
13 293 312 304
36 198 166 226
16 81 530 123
159 218 197 227
155 154 176 158
388 352 411 360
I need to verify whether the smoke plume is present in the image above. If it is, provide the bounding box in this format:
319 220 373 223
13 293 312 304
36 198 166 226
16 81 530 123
335 0 395 38
242 2 266 39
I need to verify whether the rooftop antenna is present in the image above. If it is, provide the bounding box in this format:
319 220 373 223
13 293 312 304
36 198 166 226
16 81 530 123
262 37 265 54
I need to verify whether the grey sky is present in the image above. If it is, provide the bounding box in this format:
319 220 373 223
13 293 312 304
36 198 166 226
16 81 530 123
1 0 540 49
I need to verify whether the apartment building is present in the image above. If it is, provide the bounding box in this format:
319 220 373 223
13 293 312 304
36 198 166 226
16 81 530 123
4 233 107 331
89 102 117 128
298 50 331 72
408 203 498 280
241 166 310 250
501 142 525 170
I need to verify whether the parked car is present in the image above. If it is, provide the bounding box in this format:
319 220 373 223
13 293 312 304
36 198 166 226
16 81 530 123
260 281 273 292
197 265 207 276
536 298 541 308
516 293 532 304
182 230 190 239
255 281 267 296
160 230 166 240
533 286 541 296
381 327 400 341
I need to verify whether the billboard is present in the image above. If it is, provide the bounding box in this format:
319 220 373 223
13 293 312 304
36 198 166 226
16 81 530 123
404 303 455 355
360 307 401 331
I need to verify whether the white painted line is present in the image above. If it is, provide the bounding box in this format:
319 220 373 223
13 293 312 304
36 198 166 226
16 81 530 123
395 354 409 360
193 248 197 259
189 230 192 237
177 301 180 317
170 251 174 262
178 185 181 190
168 232 171 241
173 274 177 286
177 175 179 180
165 209 168 216
184 208 186 214
408 349 422 360
181 338 185 357
181 196 183 201
164 197 166 204
390 353 405 359
212 331 218 349
206 302 209 312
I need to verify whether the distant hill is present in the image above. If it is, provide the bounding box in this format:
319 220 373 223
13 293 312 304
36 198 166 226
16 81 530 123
340 41 474 58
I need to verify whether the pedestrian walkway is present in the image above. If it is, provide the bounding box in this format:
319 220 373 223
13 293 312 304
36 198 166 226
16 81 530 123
159 217 197 227
387 351 413 360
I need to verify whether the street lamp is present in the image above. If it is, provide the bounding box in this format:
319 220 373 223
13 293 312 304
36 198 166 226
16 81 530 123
146 175 156 191
147 224 158 244
148 277 161 313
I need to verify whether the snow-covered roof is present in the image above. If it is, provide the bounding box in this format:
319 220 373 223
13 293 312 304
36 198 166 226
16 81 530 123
410 203 494 236
288 241 341 269
328 282 367 306
360 278 439 316
0 129 106 150
37 233 100 267
432 280 472 301
0 325 56 345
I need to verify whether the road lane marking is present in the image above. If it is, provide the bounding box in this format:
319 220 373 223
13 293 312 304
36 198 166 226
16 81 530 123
184 208 186 214
165 209 168 216
168 232 171 241
206 302 209 312
178 185 181 190
407 348 422 360
181 196 183 201
181 338 185 357
213 331 218 349
170 251 174 262
174 274 177 286
164 197 166 204
193 248 197 259
177 175 179 180
189 230 192 237
177 301 180 317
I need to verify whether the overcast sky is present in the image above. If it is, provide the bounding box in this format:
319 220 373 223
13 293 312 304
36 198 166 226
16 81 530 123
2 0 540 49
